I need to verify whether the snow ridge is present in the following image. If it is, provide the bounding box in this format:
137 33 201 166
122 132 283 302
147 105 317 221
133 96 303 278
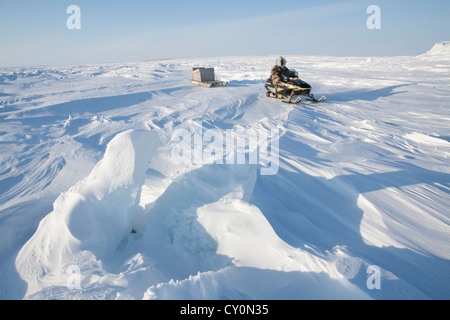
419 41 450 60
15 130 160 297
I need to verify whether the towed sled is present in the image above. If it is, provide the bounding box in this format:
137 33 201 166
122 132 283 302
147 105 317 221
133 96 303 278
192 67 228 88
264 71 326 104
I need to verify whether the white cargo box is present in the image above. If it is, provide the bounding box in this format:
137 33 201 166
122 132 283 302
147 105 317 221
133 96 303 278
192 67 228 87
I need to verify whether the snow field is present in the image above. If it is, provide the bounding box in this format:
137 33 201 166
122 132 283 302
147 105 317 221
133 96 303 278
0 42 449 299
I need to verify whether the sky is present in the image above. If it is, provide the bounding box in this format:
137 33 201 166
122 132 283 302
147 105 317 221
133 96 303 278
0 0 449 67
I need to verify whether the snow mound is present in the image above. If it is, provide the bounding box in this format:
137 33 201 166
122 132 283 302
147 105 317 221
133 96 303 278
15 129 161 297
197 198 334 273
143 266 370 300
419 41 450 59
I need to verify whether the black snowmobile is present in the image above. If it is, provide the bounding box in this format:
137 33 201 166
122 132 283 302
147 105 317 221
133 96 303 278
265 70 326 104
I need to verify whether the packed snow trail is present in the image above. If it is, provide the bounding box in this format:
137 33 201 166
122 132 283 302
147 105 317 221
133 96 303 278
0 42 449 299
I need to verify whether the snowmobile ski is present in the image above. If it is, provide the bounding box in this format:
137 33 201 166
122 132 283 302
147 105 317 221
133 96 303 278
266 91 326 105
283 95 302 104
304 95 327 103
266 91 302 104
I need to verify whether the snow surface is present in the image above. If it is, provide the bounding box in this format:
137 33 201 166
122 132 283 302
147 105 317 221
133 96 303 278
0 43 449 300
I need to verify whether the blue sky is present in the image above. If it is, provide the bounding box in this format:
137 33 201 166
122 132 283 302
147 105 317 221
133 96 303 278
0 0 449 67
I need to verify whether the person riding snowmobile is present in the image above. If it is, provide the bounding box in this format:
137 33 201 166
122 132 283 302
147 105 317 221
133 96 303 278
265 57 326 104
271 57 299 86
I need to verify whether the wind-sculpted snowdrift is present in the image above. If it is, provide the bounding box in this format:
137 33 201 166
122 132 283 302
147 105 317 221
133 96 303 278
16 130 161 297
14 128 370 300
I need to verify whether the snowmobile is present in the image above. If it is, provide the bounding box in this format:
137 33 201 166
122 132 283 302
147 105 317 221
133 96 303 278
265 70 326 104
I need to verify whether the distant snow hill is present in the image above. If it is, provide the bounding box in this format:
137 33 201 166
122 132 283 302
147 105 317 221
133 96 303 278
0 42 449 300
419 41 450 59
